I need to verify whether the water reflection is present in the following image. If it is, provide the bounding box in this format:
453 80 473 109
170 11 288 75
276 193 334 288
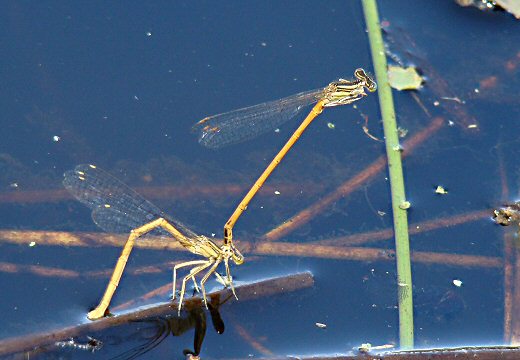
15 294 227 360
108 304 222 360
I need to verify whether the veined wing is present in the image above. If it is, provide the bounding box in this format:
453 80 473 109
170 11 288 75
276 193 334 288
192 88 323 149
63 164 198 241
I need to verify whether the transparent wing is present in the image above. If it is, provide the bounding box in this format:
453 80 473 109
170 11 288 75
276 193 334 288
63 164 198 239
192 88 322 149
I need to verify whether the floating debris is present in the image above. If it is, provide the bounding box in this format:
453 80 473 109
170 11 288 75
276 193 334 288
493 203 520 226
55 336 103 353
397 126 408 138
399 201 411 210
358 343 373 353
315 322 327 329
453 279 463 287
388 65 423 90
356 343 395 354
435 185 448 195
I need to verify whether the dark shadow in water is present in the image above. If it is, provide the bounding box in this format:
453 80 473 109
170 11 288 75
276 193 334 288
12 294 228 360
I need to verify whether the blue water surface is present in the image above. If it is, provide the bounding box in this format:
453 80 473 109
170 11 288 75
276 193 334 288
0 1 519 358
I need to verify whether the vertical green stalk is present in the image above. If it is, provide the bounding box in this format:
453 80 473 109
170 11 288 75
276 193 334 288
361 0 414 348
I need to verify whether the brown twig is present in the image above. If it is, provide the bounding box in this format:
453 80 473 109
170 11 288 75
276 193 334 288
112 282 173 313
0 260 180 279
0 230 175 249
409 91 431 118
467 50 520 105
511 229 520 344
262 117 445 242
247 242 501 268
497 143 514 343
0 261 80 278
233 322 274 356
0 229 500 268
0 183 323 204
315 209 490 247
0 272 314 357
504 232 515 343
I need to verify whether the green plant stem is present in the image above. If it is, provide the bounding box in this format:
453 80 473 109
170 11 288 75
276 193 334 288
361 0 414 348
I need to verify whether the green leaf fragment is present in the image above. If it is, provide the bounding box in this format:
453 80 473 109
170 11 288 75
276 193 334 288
387 66 423 90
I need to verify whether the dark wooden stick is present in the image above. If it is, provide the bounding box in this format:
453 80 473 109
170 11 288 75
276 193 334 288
0 272 314 357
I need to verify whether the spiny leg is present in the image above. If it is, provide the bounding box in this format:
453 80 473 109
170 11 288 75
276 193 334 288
178 260 214 315
214 272 227 286
224 259 238 300
172 260 209 300
199 259 222 308
213 261 235 289
88 217 190 320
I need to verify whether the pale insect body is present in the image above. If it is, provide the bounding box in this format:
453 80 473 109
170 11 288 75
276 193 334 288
192 69 377 246
64 164 243 320
64 69 376 320
192 69 376 149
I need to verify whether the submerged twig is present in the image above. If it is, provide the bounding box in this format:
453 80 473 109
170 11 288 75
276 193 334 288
250 241 500 268
0 183 322 204
0 260 180 278
315 209 490 247
512 242 520 344
504 232 515 343
0 261 80 278
497 144 514 343
0 229 501 271
0 229 501 268
112 282 174 313
233 322 274 357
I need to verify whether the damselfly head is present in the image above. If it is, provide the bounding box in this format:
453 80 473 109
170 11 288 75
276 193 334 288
323 68 377 107
354 68 377 93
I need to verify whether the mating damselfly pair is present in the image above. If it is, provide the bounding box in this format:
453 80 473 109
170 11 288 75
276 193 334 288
64 69 376 320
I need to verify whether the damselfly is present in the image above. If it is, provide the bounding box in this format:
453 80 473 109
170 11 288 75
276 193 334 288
63 164 243 320
193 68 377 246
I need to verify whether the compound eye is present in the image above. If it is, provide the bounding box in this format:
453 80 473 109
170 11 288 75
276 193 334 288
354 68 366 79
